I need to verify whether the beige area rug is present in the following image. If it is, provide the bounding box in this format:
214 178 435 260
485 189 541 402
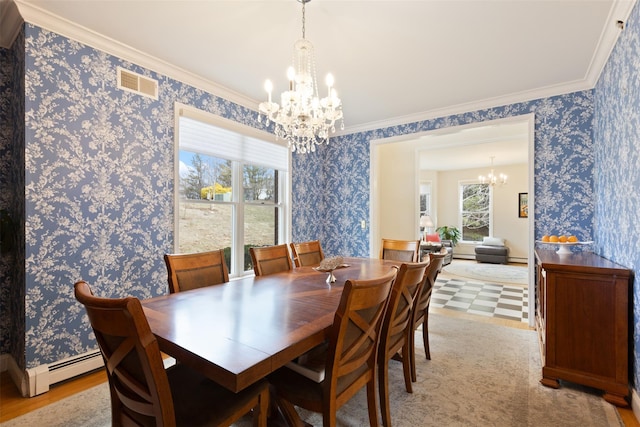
444 261 529 285
1 314 620 427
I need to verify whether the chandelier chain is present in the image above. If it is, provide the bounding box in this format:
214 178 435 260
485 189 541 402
301 0 306 39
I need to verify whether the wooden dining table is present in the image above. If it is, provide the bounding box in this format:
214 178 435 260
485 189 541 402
141 256 398 393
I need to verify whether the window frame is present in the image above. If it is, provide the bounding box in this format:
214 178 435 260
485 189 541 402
173 103 291 277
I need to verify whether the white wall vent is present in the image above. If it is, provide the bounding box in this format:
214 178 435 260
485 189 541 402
117 67 158 100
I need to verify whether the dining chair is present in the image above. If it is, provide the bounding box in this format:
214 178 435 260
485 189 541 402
378 261 429 427
290 240 325 267
164 249 229 294
74 281 269 427
380 238 420 263
249 244 293 276
268 268 397 427
410 249 447 382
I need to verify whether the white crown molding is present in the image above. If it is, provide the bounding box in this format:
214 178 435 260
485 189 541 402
9 0 637 138
13 0 258 112
0 0 23 48
338 78 592 137
584 0 637 86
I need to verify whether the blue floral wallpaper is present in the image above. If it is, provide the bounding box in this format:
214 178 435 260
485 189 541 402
294 91 596 258
594 0 640 391
1 4 638 398
5 23 270 369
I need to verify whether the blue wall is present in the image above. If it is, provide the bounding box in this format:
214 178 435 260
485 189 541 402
2 23 270 369
0 3 637 397
293 92 596 257
594 0 640 390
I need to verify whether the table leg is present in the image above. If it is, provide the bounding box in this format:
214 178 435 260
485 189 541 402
270 386 312 427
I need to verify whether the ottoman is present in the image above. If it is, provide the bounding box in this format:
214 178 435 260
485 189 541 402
474 237 509 264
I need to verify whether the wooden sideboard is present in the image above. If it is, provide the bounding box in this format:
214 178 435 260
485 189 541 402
535 248 630 406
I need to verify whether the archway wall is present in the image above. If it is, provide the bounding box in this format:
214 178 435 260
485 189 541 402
291 90 594 258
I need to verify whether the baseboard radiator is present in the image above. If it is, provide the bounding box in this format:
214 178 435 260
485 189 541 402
25 349 104 396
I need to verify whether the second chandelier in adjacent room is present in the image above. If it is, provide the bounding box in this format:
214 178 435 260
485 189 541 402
479 156 507 186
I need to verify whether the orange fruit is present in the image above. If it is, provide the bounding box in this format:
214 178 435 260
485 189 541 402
549 235 559 243
541 235 550 242
568 235 578 243
558 235 568 243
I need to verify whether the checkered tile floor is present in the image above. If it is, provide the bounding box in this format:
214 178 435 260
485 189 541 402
431 277 529 323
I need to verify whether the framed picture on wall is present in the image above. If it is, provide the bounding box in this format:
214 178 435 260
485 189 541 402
519 193 528 218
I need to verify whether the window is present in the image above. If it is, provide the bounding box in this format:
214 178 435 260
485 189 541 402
459 182 490 242
176 107 289 277
419 181 432 236
419 182 432 218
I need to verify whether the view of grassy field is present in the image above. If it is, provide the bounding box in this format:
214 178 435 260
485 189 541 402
178 202 278 260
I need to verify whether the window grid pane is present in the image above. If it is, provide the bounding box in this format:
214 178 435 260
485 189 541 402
460 183 490 242
178 201 233 265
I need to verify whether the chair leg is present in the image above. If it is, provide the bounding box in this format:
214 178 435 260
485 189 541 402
423 309 431 360
378 358 392 427
401 344 413 393
322 405 336 427
366 378 380 427
410 324 418 382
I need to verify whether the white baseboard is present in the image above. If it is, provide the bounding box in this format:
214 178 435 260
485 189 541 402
452 254 527 264
25 350 104 397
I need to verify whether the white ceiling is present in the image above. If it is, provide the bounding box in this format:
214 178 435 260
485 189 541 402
416 119 530 170
4 0 636 168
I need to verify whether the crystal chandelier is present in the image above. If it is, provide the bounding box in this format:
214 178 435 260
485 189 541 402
258 0 344 154
478 156 507 186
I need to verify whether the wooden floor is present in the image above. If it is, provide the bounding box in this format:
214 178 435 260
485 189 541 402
1 262 638 426
0 368 106 423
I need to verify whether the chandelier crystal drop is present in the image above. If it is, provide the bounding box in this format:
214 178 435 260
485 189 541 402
258 0 344 154
478 156 507 186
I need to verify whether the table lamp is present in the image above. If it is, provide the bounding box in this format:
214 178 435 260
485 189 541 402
420 215 434 241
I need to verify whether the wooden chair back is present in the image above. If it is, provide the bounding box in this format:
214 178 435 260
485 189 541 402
249 244 293 276
409 249 447 381
74 281 176 426
323 268 397 426
414 250 446 322
378 261 429 426
164 249 229 293
262 269 397 427
290 240 325 267
380 238 420 262
75 281 270 426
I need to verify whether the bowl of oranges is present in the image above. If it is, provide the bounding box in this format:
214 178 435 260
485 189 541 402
537 235 592 254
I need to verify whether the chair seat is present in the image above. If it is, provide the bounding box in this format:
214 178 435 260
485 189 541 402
269 360 371 413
